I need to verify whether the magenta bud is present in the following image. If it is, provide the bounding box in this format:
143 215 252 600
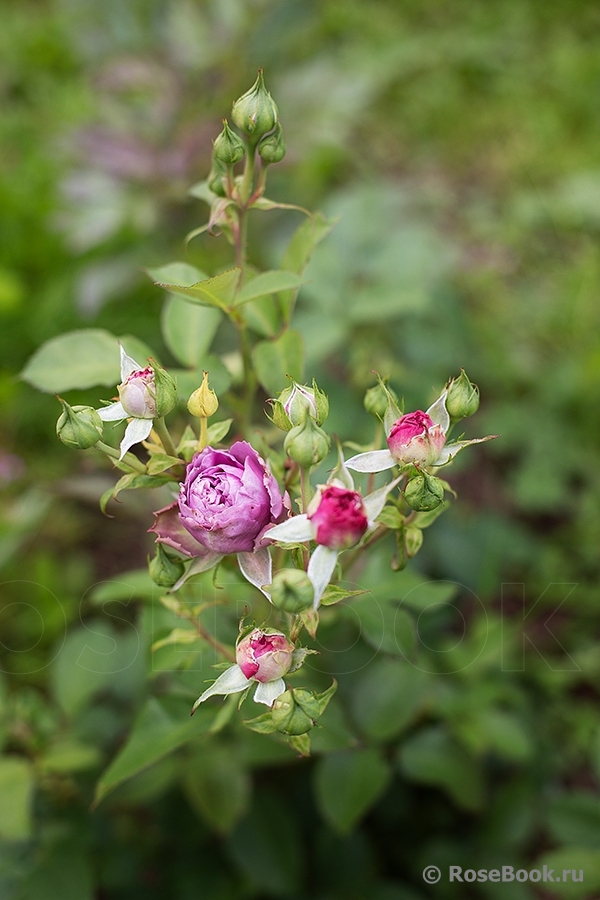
307 484 368 550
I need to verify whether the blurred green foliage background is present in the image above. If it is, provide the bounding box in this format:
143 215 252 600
2 0 600 897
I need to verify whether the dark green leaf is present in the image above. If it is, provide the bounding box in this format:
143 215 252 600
351 657 430 741
183 742 250 834
397 725 484 811
94 697 212 805
314 749 391 834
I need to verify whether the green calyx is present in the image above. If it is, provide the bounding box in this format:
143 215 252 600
404 472 444 512
283 409 330 469
270 569 314 613
258 122 286 164
213 120 246 166
445 369 480 420
149 544 185 588
231 69 278 139
150 361 177 418
56 400 103 450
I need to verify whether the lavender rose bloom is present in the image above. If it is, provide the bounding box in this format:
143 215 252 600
153 441 286 557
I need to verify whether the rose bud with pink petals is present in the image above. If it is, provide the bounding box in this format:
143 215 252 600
307 485 368 550
386 410 447 467
236 628 295 683
118 366 157 418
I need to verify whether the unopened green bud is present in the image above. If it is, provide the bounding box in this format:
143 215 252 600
404 473 444 512
445 369 479 420
364 380 398 418
187 372 219 419
283 411 330 468
56 400 103 450
404 525 423 558
270 569 314 613
207 158 227 197
150 360 177 418
231 70 278 139
272 380 329 432
149 544 185 587
258 122 286 164
272 689 314 735
213 120 245 166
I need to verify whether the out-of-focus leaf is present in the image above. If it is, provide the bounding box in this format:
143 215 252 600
173 358 232 400
22 848 93 900
251 329 304 395
535 847 600 899
547 792 600 848
21 329 119 393
397 725 484 811
40 740 101 774
0 757 34 840
228 792 302 894
240 294 281 337
350 657 430 741
94 697 212 805
279 213 338 319
345 595 416 656
314 749 391 834
88 569 156 605
183 742 251 834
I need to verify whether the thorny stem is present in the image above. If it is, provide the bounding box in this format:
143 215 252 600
96 441 147 474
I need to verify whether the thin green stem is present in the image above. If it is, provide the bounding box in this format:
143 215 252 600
153 418 178 458
198 417 208 452
96 441 148 474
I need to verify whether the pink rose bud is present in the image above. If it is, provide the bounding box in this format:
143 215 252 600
307 485 368 550
387 410 446 467
118 366 157 419
236 629 295 683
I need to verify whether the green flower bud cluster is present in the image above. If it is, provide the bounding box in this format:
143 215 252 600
56 400 103 450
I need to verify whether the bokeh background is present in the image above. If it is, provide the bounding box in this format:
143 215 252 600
2 0 600 897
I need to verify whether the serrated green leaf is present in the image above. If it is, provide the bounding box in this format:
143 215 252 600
235 270 304 306
94 697 212 805
320 585 367 606
146 453 184 475
314 749 390 834
156 269 240 311
252 329 304 396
